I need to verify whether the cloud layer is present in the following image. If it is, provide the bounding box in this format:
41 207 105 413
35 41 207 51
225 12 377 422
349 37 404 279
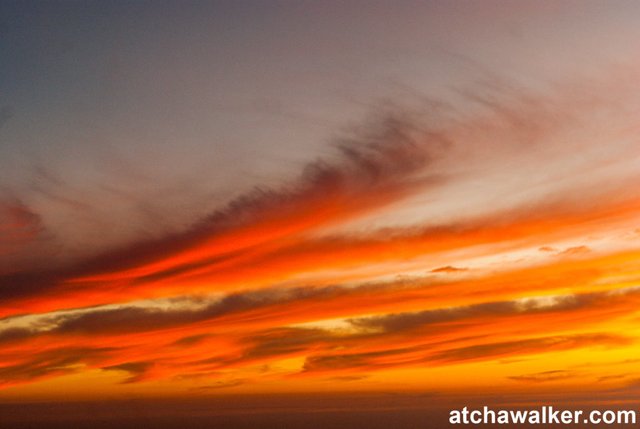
2 67 640 399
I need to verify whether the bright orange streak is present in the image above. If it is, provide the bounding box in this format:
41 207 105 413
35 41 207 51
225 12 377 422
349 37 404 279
3 192 638 318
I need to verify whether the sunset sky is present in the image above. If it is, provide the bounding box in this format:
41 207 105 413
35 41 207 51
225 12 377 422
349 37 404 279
2 0 640 427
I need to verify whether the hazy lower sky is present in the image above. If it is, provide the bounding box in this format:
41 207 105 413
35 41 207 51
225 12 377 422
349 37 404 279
2 1 640 427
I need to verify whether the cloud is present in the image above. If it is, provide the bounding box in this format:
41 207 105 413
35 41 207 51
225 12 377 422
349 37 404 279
327 375 369 382
1 274 640 389
508 370 575 383
172 334 212 347
426 334 630 364
557 245 591 256
193 379 245 390
302 333 630 373
0 105 450 309
4 71 639 318
239 328 334 361
188 286 640 373
430 266 468 273
102 361 154 383
39 285 361 336
2 69 640 394
0 199 45 255
0 347 115 386
346 291 603 335
2 274 640 358
0 281 398 348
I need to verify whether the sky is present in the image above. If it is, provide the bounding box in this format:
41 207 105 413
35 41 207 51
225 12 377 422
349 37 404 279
2 0 640 427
